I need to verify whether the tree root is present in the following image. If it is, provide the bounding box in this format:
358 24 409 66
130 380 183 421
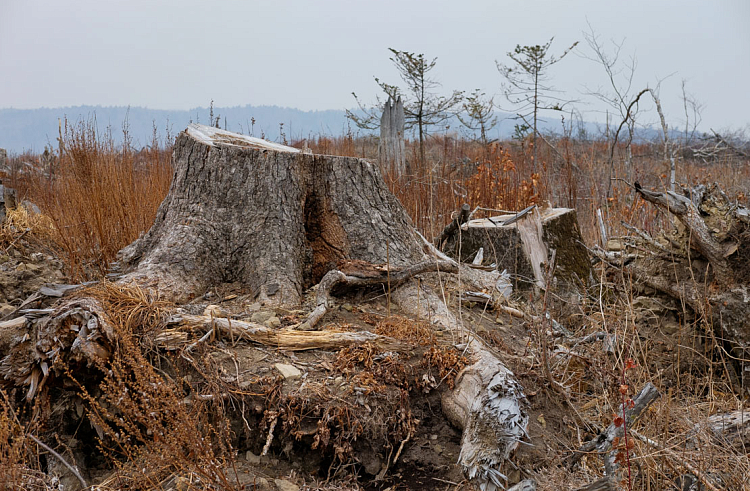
298 259 458 330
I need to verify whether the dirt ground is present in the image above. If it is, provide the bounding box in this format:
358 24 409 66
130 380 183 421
1 215 749 491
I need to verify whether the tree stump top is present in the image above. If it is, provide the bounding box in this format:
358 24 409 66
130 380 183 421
186 123 301 153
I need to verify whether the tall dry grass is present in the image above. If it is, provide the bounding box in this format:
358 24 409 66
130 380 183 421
13 119 173 280
8 120 744 281
299 131 749 245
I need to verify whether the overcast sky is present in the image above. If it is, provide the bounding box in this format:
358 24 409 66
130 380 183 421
1 0 749 132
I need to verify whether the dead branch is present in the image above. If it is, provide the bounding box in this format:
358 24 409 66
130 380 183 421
434 203 471 248
178 315 404 351
634 182 731 283
566 382 660 468
630 429 724 491
28 434 88 490
711 129 749 159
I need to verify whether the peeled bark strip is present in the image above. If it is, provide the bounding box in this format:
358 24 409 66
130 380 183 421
116 124 422 304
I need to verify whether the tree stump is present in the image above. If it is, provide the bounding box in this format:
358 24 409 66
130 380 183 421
442 205 591 291
2 125 531 491
116 124 422 304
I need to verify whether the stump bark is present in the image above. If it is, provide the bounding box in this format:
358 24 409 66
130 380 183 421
116 124 422 304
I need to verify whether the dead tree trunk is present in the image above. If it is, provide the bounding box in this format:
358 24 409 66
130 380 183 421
116 124 422 304
378 96 406 175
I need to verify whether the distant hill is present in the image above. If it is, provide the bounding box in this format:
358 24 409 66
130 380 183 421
0 105 359 153
1 104 670 155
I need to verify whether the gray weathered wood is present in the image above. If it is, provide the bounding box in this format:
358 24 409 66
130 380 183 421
635 182 731 283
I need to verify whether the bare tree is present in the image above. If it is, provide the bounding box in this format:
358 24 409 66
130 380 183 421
347 49 463 165
580 25 640 182
681 79 704 146
457 89 498 149
582 27 678 192
497 37 578 172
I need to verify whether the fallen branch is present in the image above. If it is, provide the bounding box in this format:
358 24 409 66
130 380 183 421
634 182 731 283
711 129 749 159
566 382 660 468
28 434 88 490
178 315 404 351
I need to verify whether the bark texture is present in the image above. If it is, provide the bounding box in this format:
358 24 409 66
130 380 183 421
116 124 422 304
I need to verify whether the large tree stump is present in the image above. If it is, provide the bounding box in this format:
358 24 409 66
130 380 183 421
2 125 531 491
116 124 422 304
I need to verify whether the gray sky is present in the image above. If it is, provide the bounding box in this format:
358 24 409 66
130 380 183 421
1 0 749 132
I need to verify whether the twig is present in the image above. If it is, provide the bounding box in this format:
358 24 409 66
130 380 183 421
261 413 278 457
28 434 88 489
566 383 660 468
185 328 214 353
392 427 412 465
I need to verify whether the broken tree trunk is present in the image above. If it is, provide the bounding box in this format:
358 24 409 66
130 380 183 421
116 124 422 304
379 96 406 175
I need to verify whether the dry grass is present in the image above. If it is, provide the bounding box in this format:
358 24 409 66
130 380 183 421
8 118 172 280
69 282 239 490
299 132 748 247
